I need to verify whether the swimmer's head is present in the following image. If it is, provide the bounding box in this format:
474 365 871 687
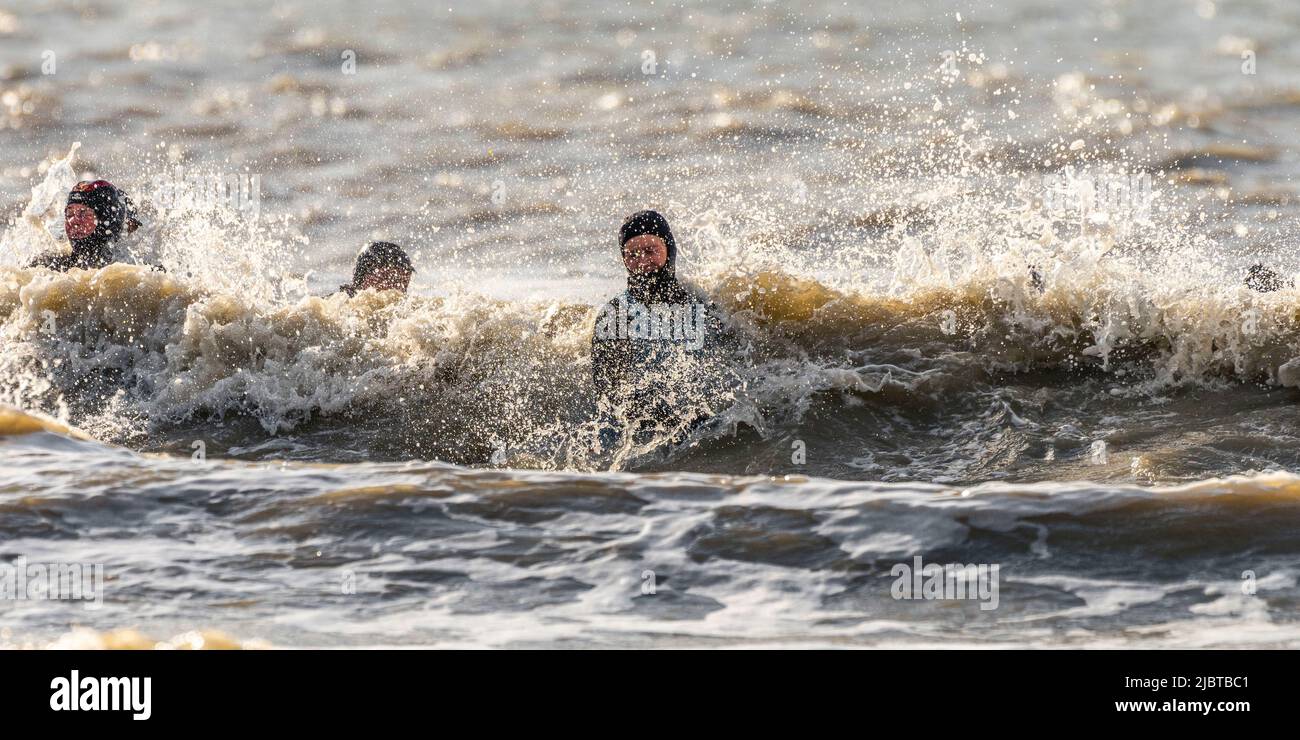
1245 263 1287 293
619 210 676 274
347 241 414 294
619 210 680 302
65 180 140 253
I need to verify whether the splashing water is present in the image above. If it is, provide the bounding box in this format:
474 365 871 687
2 0 1300 648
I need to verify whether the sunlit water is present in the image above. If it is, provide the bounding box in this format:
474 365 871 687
1 0 1299 647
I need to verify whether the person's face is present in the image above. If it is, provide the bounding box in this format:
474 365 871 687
358 267 412 293
622 234 668 275
65 203 97 240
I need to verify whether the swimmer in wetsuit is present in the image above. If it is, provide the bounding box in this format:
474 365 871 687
29 180 142 271
1244 263 1291 293
337 241 414 297
590 210 739 444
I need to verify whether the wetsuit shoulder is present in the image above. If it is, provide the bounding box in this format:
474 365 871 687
673 279 708 300
603 289 631 307
672 280 740 352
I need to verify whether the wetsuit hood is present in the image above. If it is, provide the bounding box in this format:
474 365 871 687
620 210 685 303
65 180 137 265
340 241 414 296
